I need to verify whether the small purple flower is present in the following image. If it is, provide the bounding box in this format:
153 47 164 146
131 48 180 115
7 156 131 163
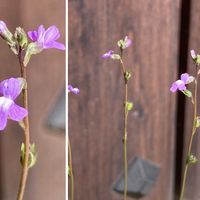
170 73 194 93
28 25 65 50
191 50 196 59
68 85 80 94
101 50 114 59
124 36 132 48
0 78 28 130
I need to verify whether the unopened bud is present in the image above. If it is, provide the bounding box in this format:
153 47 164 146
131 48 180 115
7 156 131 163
14 27 28 49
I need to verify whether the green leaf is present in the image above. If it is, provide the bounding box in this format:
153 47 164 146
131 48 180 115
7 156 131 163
182 89 192 98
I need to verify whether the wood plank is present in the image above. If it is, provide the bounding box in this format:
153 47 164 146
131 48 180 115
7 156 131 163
69 0 180 199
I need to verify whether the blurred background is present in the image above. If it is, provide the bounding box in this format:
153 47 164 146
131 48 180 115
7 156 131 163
69 0 200 200
0 0 65 199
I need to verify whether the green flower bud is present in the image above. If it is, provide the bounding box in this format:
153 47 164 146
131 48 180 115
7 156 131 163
124 71 131 82
187 154 198 165
110 54 121 60
20 143 37 169
14 27 28 49
125 101 133 111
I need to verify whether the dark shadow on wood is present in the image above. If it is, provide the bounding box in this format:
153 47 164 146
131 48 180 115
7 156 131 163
174 0 191 198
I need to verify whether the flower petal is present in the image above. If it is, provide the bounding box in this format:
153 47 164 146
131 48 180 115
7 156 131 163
44 25 60 44
178 83 186 91
0 109 8 131
28 30 38 41
101 50 114 59
44 41 65 50
191 50 196 59
37 25 45 42
0 78 21 100
8 103 28 121
170 82 178 92
181 73 189 83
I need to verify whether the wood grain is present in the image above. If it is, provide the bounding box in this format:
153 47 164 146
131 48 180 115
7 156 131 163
69 0 180 199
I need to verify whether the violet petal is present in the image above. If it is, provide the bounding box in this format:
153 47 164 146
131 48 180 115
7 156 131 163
45 41 65 50
44 25 60 44
0 109 7 130
1 78 21 100
28 31 38 41
8 103 28 121
181 73 189 83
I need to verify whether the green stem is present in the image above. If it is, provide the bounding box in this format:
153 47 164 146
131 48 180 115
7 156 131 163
123 83 128 200
16 49 30 200
68 137 74 200
120 52 128 200
179 66 198 200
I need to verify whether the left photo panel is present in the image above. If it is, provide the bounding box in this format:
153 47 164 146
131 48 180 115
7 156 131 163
0 0 66 200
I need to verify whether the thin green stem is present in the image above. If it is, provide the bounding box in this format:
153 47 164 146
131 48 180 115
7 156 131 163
123 83 128 200
120 53 128 200
179 66 198 200
17 49 30 200
68 137 74 200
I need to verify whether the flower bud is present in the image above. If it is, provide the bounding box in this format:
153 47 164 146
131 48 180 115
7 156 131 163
14 27 28 49
20 143 37 168
0 21 15 45
0 21 18 54
117 36 132 49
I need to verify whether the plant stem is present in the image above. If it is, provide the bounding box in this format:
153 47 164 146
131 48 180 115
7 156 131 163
68 137 74 200
179 66 199 200
16 49 30 200
123 82 128 200
120 52 128 200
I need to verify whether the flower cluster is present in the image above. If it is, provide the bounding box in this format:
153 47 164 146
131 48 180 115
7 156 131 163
170 50 197 94
0 20 65 130
170 73 194 92
68 85 80 94
101 36 132 60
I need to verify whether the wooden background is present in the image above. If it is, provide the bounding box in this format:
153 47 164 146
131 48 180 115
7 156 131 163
0 0 65 199
68 0 200 200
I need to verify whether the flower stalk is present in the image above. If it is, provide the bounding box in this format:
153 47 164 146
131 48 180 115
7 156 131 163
121 56 128 200
179 65 199 200
102 36 132 200
16 48 31 200
68 137 74 200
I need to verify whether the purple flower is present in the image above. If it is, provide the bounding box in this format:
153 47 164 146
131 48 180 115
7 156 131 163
170 73 194 93
101 50 114 59
28 25 65 50
68 85 80 94
0 78 28 130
